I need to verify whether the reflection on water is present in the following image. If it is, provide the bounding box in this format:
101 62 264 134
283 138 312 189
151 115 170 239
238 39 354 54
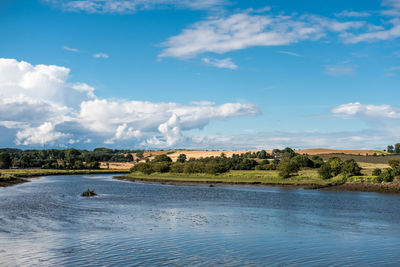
1 174 400 266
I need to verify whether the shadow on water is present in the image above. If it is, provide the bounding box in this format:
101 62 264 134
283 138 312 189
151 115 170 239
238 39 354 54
1 174 400 266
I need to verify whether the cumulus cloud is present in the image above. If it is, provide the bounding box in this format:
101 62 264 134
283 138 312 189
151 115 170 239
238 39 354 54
79 99 259 147
201 57 238 69
15 122 70 146
44 0 227 13
332 102 400 119
0 58 259 147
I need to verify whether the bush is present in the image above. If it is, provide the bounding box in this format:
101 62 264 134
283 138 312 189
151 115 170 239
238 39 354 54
388 160 400 169
170 162 184 173
152 154 172 163
151 162 170 173
372 168 382 176
327 157 344 176
277 158 299 178
318 163 332 179
204 162 229 174
131 163 154 175
341 159 362 178
379 169 394 183
176 154 187 163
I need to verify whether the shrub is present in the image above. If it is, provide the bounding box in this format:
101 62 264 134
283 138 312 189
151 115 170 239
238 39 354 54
372 168 382 176
170 162 184 173
152 154 172 163
341 159 362 178
318 163 332 179
379 169 394 183
131 163 154 175
388 160 400 169
327 157 344 176
151 162 170 173
176 154 187 163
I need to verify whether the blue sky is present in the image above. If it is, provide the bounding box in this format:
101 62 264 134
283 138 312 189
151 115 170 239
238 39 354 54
0 0 399 150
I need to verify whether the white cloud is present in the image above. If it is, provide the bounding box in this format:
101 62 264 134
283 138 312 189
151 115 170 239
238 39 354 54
382 0 400 9
16 122 70 146
335 10 371 18
79 98 259 147
324 65 355 77
278 50 302 57
343 19 400 43
0 58 259 147
63 45 79 52
159 11 367 59
201 57 238 69
45 0 227 13
93 53 109 59
332 102 400 119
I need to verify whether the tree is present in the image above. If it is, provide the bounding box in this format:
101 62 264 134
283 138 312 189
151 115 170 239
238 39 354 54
152 154 172 163
0 152 11 169
318 163 332 179
388 160 400 169
395 143 400 154
379 169 394 183
152 162 170 173
327 157 344 176
341 159 362 178
372 168 382 176
277 158 299 178
387 145 394 153
135 151 144 160
176 154 187 163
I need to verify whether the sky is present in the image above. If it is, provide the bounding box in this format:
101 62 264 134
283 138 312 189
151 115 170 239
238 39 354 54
0 0 399 150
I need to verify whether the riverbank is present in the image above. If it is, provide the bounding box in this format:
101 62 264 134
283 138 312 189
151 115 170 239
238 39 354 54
0 169 130 187
117 171 400 194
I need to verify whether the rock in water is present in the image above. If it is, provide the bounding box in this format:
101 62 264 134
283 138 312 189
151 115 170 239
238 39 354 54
81 189 97 197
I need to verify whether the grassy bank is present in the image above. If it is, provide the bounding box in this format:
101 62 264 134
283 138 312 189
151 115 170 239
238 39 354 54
0 169 129 187
117 170 345 188
117 169 400 194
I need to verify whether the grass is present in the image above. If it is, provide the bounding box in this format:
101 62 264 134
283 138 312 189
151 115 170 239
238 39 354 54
0 168 129 181
119 169 345 187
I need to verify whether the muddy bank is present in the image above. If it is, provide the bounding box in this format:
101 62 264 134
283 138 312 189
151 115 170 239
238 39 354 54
115 176 343 190
323 182 400 194
0 177 29 187
116 176 400 194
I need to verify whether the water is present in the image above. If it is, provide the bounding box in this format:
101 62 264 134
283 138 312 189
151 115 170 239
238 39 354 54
1 174 400 266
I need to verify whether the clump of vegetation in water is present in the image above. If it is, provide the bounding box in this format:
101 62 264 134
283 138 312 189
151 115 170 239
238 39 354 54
81 189 97 197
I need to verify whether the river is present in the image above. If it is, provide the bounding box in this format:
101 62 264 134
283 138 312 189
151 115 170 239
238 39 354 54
1 174 400 266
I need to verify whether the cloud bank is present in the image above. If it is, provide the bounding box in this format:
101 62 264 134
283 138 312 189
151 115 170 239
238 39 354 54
0 58 259 148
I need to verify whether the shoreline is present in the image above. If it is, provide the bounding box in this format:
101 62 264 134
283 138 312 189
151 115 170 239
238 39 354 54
115 175 400 195
0 169 129 187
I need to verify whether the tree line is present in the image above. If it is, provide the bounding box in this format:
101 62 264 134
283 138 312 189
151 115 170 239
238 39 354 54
0 148 142 169
130 148 364 179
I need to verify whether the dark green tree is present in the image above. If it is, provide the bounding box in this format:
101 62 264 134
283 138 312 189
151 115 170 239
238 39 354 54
387 145 394 153
318 163 332 179
395 143 400 154
0 152 11 169
176 154 187 163
152 154 172 163
277 158 299 178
